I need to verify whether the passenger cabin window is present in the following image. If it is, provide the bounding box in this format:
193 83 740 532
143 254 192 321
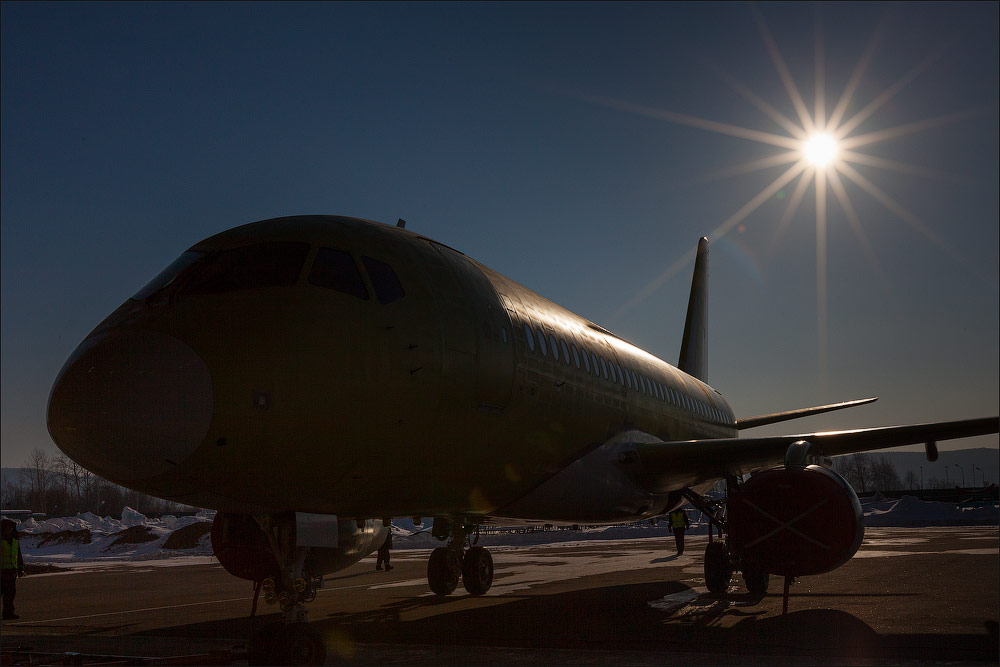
308 247 369 300
524 324 535 351
560 339 570 365
177 242 310 297
549 335 559 361
362 256 405 304
537 329 548 356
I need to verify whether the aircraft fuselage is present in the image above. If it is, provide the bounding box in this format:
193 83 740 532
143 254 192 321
48 216 735 523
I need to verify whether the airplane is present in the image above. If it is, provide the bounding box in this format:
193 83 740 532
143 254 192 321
46 215 999 664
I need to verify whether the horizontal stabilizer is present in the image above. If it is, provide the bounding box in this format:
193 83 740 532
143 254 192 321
737 397 878 430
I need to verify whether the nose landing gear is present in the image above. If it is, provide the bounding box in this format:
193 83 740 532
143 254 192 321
427 518 494 596
247 515 327 666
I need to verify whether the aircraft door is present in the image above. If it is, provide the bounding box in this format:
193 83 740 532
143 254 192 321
433 246 514 411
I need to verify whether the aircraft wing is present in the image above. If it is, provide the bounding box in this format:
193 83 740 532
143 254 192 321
635 416 999 493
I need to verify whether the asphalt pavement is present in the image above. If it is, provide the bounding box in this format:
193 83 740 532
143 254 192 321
1 527 997 665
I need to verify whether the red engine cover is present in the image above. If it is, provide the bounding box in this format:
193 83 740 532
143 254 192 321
728 465 864 577
210 513 280 582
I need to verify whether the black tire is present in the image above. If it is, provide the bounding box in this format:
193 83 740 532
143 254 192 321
428 546 459 596
704 541 733 594
743 567 770 595
462 546 494 595
248 621 283 666
281 622 326 666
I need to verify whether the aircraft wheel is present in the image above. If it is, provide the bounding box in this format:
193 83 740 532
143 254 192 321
704 541 733 594
743 567 770 595
281 622 326 666
428 546 459 596
462 546 494 595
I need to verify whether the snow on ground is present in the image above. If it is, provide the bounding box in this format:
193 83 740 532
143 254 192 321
862 494 999 526
12 508 216 563
4 495 996 564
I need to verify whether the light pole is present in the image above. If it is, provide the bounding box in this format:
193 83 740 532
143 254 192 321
953 464 965 487
974 466 984 487
945 466 950 486
919 466 923 491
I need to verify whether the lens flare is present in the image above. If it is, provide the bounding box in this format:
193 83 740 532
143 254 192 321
582 6 987 381
803 132 839 167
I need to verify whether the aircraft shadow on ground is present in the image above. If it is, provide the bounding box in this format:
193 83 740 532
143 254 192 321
137 582 999 663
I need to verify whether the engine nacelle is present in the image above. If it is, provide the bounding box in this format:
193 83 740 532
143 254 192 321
211 512 387 582
728 464 863 577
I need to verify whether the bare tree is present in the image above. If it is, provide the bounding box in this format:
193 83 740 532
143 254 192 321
834 453 872 493
53 454 96 514
25 448 54 513
869 455 902 495
1 478 29 510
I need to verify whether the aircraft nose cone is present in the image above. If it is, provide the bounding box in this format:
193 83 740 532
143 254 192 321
47 329 213 483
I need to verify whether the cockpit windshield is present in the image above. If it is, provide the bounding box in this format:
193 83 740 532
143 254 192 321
131 250 206 301
131 242 310 301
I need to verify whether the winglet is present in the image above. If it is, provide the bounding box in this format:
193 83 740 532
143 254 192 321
678 237 709 381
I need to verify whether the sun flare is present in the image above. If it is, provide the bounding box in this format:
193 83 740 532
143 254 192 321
803 132 839 167
588 7 983 380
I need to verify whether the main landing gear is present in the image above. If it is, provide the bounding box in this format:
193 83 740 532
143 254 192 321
681 481 770 598
248 515 326 666
427 518 494 596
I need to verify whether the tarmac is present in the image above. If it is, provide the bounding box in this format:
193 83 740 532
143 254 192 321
1 526 997 665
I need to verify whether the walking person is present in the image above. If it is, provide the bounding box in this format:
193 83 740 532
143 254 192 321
667 507 691 555
376 528 393 571
2 518 26 620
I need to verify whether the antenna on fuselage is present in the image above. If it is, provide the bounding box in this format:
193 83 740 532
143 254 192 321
396 218 407 229
678 237 709 382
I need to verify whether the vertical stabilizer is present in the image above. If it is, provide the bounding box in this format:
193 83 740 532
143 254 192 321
678 237 709 381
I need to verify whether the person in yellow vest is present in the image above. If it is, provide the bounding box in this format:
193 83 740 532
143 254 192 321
666 507 691 555
2 518 26 620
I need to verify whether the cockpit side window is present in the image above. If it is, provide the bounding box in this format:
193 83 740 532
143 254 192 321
174 242 311 297
361 256 405 304
308 247 370 300
131 250 207 301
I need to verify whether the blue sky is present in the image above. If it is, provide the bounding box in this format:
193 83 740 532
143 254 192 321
2 2 997 467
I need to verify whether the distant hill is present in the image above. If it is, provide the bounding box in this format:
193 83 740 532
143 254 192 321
1 467 30 489
4 446 998 507
835 448 998 488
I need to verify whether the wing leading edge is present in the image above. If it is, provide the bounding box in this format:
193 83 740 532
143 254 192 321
635 416 999 493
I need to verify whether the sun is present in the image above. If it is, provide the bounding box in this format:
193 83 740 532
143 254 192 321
580 7 982 379
803 132 839 168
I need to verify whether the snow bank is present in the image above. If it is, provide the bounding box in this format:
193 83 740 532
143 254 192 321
865 495 999 527
8 495 996 563
14 507 216 563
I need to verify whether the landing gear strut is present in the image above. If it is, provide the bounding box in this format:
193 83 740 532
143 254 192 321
682 478 771 598
247 515 327 666
427 518 494 596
